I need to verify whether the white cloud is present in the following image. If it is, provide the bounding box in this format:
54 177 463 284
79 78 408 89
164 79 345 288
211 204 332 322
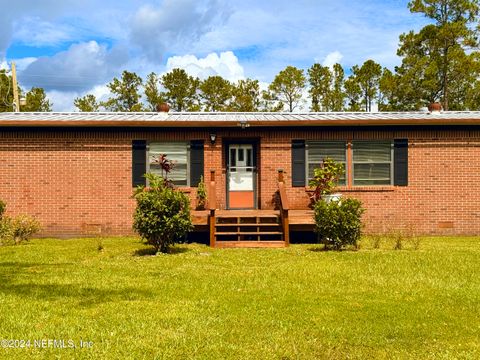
19 41 129 92
14 57 37 71
130 0 232 62
46 90 77 112
166 51 245 82
321 51 344 69
89 84 111 103
13 17 76 47
47 83 111 112
0 0 81 56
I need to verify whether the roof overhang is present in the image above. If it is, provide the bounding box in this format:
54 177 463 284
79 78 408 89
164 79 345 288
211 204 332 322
0 112 480 127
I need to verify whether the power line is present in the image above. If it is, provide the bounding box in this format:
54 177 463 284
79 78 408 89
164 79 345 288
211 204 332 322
20 74 104 80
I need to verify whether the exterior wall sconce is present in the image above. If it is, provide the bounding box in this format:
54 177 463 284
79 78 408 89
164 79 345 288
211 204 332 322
209 132 217 144
238 120 250 129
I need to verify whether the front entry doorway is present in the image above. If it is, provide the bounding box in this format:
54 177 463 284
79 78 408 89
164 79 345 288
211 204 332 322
226 143 257 209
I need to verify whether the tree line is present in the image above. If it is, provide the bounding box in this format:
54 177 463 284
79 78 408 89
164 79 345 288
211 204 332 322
73 0 480 113
1 0 479 113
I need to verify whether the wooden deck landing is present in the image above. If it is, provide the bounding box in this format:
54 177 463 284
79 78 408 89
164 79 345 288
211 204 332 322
192 209 314 230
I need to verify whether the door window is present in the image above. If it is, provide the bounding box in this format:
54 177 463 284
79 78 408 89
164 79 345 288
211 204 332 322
228 144 254 191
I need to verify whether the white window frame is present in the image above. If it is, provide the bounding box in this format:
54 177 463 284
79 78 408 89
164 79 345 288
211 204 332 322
147 141 190 186
352 141 394 186
306 141 347 186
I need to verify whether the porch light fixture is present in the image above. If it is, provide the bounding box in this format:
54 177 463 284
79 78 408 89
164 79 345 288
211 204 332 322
238 120 250 129
209 132 217 144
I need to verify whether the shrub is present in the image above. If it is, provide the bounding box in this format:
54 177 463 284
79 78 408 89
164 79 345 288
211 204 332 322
133 173 193 253
0 217 13 245
314 198 364 250
196 176 207 210
392 229 404 250
388 224 420 250
0 200 6 219
11 215 41 244
370 233 382 249
0 214 40 245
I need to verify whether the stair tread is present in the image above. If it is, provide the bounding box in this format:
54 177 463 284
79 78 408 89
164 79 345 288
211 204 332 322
215 241 286 248
216 215 278 219
215 233 283 235
215 223 280 227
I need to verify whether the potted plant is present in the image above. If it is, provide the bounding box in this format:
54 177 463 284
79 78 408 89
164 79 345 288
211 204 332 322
308 158 344 206
196 176 207 210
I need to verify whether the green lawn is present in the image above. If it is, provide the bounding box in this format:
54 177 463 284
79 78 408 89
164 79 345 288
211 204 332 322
0 237 479 359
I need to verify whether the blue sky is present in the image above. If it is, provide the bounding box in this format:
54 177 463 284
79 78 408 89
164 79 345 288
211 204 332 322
0 0 429 110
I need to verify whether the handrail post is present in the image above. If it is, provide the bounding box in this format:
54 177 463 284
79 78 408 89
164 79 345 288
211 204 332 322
209 169 216 247
277 169 290 246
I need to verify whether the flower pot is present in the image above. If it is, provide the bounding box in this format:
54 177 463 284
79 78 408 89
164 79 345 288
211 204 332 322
321 193 342 203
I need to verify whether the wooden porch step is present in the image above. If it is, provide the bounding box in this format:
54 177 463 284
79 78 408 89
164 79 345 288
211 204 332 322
216 210 279 216
215 241 286 248
216 214 278 219
209 209 287 248
215 223 279 227
215 232 283 236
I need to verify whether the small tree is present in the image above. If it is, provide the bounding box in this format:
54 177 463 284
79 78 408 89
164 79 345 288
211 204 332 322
269 65 306 112
314 198 364 250
153 154 175 187
133 173 193 253
308 158 344 204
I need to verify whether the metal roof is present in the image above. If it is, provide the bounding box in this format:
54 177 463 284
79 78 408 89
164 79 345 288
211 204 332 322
0 111 480 127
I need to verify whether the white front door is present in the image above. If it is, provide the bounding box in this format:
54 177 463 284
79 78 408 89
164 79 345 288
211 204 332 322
228 144 255 208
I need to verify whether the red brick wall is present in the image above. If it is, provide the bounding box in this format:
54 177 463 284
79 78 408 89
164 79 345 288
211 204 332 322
1 127 479 236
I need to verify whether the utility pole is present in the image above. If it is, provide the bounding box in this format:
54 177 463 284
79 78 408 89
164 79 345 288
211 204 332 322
11 62 20 112
12 61 20 112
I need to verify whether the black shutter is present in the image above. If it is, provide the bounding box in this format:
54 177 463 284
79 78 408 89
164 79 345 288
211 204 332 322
292 140 306 187
190 140 204 187
132 140 147 187
394 139 408 186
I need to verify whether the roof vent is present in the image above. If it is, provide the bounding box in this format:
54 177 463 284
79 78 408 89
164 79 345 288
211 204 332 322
156 103 170 113
428 102 443 114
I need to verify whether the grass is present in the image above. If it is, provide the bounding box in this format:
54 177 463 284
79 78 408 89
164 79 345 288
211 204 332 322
0 236 479 359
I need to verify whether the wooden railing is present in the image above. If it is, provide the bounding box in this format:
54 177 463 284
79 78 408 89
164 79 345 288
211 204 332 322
277 169 290 246
208 169 217 247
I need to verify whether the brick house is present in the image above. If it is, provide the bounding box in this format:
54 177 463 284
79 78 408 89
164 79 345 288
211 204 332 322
0 111 479 246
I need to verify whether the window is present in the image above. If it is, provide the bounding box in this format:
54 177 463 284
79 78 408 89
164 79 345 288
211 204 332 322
352 141 392 185
148 142 189 186
306 141 347 186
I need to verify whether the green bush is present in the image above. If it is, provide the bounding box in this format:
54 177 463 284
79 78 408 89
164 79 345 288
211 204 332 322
0 200 6 219
133 173 193 253
11 215 41 244
0 217 13 245
196 176 207 210
314 198 364 250
0 214 41 245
